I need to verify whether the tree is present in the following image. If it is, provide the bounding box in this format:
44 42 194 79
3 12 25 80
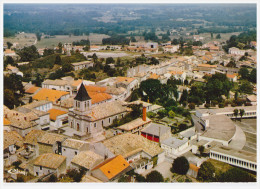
7 41 13 49
17 45 39 61
57 42 62 53
211 32 213 39
62 63 73 72
238 68 249 80
43 48 55 57
249 68 256 83
140 79 162 103
4 56 17 69
170 156 189 175
216 167 256 182
157 109 168 119
54 55 62 65
146 170 164 182
197 161 215 181
168 110 175 118
198 145 205 155
239 109 245 121
106 57 115 64
188 103 195 110
66 168 85 182
239 80 253 94
216 34 221 39
233 109 239 120
36 32 42 41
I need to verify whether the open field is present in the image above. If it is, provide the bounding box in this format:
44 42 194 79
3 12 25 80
4 33 36 48
199 32 241 43
35 33 110 48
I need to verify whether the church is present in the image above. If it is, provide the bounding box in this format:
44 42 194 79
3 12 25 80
68 83 129 140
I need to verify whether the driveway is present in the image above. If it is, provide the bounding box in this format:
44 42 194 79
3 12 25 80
141 161 172 180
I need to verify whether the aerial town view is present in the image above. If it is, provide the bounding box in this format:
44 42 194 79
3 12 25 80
2 3 257 185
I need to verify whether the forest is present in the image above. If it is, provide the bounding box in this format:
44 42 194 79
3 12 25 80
4 4 256 37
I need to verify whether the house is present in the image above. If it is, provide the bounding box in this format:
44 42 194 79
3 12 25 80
33 153 66 177
61 138 89 166
116 117 151 135
91 155 131 182
48 108 68 128
187 163 199 178
24 130 46 156
68 83 128 140
25 86 41 95
102 133 165 166
4 106 40 137
70 151 104 172
250 41 257 49
229 47 245 56
72 61 94 71
15 106 50 130
246 95 257 105
90 45 101 51
128 100 164 113
42 77 94 95
141 123 171 143
163 45 179 53
32 88 70 105
37 132 66 155
4 131 24 166
22 100 53 112
84 85 113 105
6 65 23 77
4 49 19 60
161 137 189 158
226 73 238 82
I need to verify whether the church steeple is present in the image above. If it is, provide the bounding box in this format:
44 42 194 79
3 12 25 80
74 83 91 101
74 83 92 114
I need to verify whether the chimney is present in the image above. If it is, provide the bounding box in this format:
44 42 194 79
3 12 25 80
142 106 147 121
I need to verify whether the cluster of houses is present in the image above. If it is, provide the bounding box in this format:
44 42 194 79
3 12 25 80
3 35 257 182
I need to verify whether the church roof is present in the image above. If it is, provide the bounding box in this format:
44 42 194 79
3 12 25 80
74 83 91 101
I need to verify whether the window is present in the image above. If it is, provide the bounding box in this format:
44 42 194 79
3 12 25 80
77 123 80 131
63 149 66 151
40 166 42 170
109 118 111 123
75 151 77 155
94 123 96 127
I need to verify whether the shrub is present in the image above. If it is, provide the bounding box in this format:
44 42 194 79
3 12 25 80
218 103 225 108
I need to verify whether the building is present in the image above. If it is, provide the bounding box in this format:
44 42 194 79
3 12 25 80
72 61 94 71
70 151 104 172
6 65 23 77
246 95 257 105
102 133 165 165
141 123 171 143
37 132 67 155
24 130 46 157
61 138 89 166
68 83 128 139
48 108 68 128
22 100 53 112
187 163 199 178
226 73 238 82
91 155 131 182
33 153 66 177
116 117 151 135
229 47 245 56
4 106 40 137
4 131 24 166
210 146 257 172
163 45 179 53
161 137 189 158
32 88 70 105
